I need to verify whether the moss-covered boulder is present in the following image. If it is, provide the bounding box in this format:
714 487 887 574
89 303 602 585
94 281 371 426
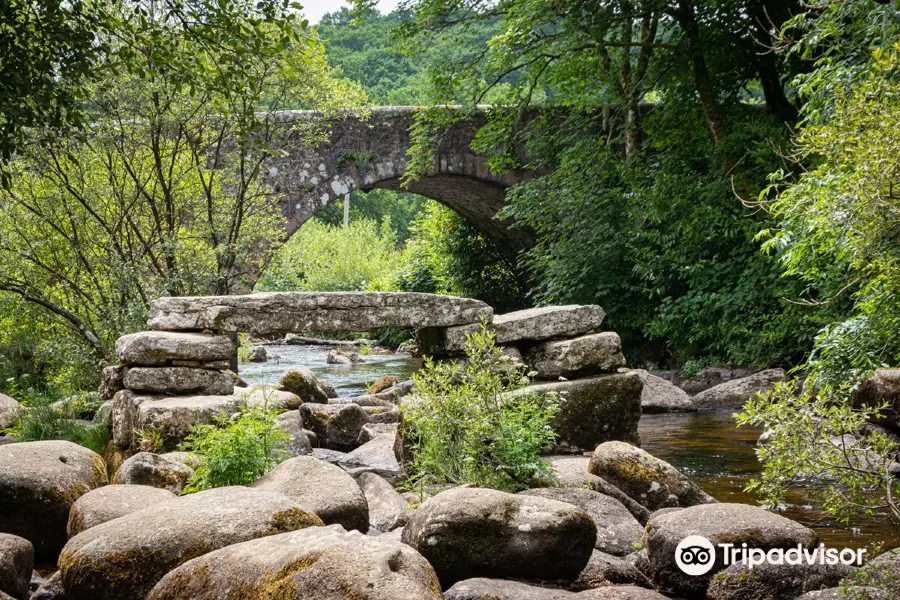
277 367 328 403
572 550 653 590
645 503 818 598
546 455 650 524
0 533 33 599
147 524 442 600
112 452 192 494
67 484 176 537
519 487 643 556
0 441 107 562
707 560 853 600
588 441 716 510
402 487 596 587
58 486 323 600
299 403 369 451
0 394 22 430
366 375 398 395
251 456 368 533
509 372 642 453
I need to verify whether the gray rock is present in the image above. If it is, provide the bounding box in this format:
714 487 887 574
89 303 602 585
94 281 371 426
0 394 22 430
251 455 369 532
326 349 353 365
645 503 818 597
0 534 33 599
99 364 128 401
59 487 323 600
115 331 234 365
358 422 397 445
319 378 339 398
433 305 606 353
574 587 670 599
313 448 347 463
519 488 643 556
113 453 192 494
588 441 716 510
852 368 900 430
511 372 642 452
247 345 267 362
0 441 107 562
339 434 403 482
278 366 328 403
123 367 234 396
572 550 653 590
445 578 574 599
634 369 695 413
30 571 64 600
691 368 786 409
147 525 442 600
546 455 651 524
793 588 889 600
402 486 596 587
274 410 314 456
707 560 854 600
676 365 758 395
300 402 369 451
369 407 401 424
863 548 900 592
147 291 492 333
91 400 113 426
357 472 410 532
526 333 626 379
67 484 176 536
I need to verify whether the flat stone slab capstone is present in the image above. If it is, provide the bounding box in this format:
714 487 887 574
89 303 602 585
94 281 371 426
147 292 493 333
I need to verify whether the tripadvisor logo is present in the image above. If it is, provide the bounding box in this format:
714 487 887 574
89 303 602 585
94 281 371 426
675 535 865 576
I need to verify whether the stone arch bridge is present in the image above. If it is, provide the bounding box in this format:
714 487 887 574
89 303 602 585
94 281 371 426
263 107 535 264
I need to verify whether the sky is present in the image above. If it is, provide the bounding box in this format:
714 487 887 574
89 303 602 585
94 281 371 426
301 0 401 24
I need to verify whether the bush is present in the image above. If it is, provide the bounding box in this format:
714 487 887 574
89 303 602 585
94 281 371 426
179 400 289 493
256 217 400 292
401 325 559 492
10 391 110 453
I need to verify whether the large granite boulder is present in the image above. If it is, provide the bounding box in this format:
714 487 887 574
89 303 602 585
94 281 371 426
852 369 900 430
862 548 900 592
0 394 21 430
546 455 650 524
251 456 369 532
299 402 369 451
147 292 492 333
510 372 642 452
112 453 192 494
793 588 889 600
526 333 626 379
115 331 234 365
644 503 818 597
707 560 854 600
58 486 323 600
357 472 409 532
588 441 716 510
339 434 403 482
122 367 233 396
572 550 653 590
426 305 606 354
519 487 643 556
0 441 107 562
675 365 758 395
278 366 329 403
634 369 695 413
274 410 315 456
574 588 670 599
690 368 786 410
147 525 443 600
0 534 33 600
445 578 574 599
402 487 596 587
99 365 128 401
66 484 176 536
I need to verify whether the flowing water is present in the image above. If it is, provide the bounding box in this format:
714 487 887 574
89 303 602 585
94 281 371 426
242 344 897 551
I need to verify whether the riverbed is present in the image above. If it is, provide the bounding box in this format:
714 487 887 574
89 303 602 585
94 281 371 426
241 344 897 551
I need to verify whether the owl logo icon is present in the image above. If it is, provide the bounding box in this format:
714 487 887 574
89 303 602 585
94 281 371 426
675 535 716 576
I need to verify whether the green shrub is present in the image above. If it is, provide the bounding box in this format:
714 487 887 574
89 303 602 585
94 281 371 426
256 217 399 292
679 356 725 379
179 401 289 493
401 325 559 492
10 392 110 453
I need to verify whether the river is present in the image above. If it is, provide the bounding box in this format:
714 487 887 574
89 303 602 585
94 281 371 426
241 344 897 551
